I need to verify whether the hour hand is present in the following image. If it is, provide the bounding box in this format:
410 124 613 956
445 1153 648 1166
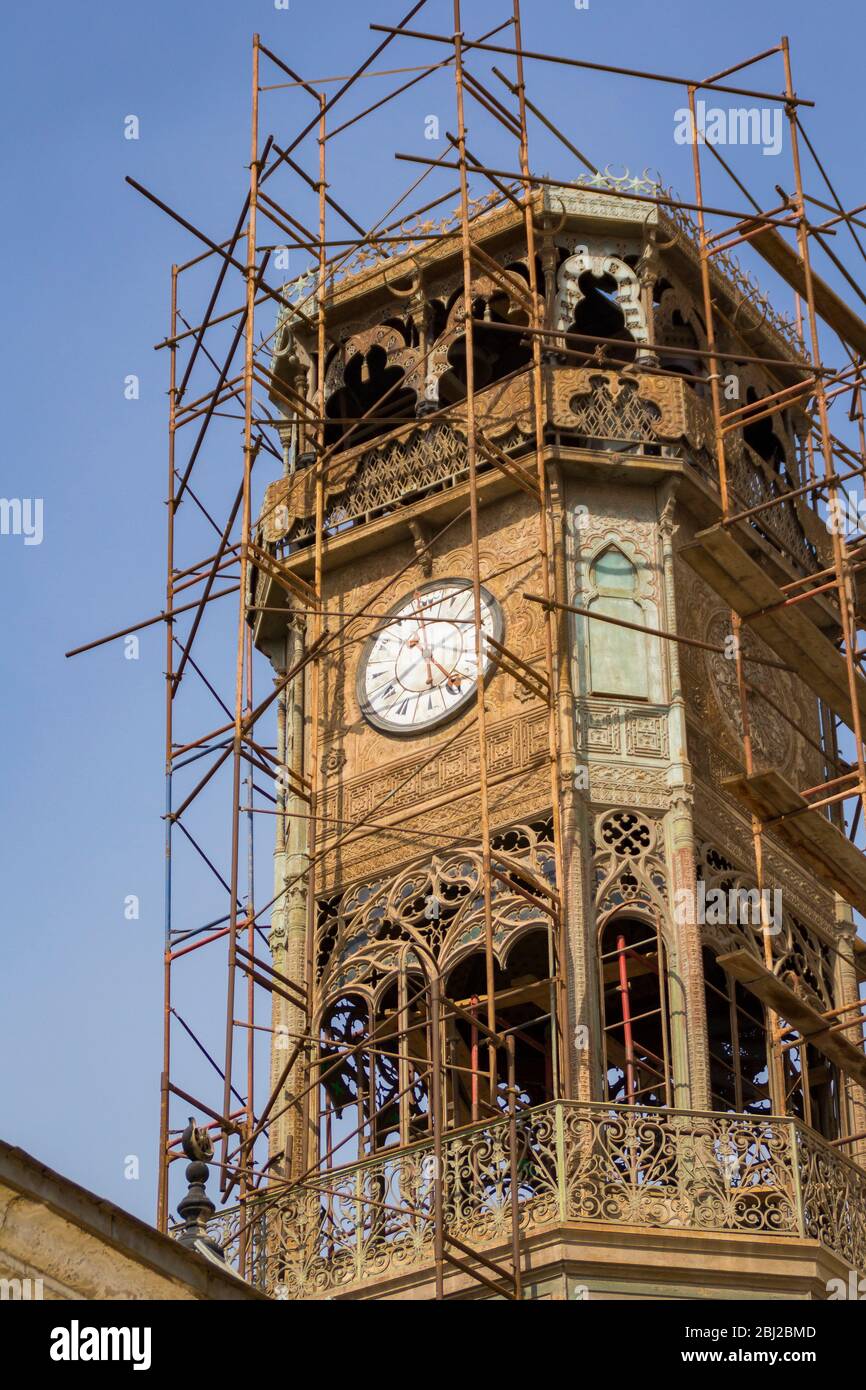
431 657 462 691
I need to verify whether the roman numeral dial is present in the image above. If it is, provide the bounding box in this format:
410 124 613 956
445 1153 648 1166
357 580 503 735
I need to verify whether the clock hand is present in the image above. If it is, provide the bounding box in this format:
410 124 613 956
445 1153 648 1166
430 655 462 689
408 614 436 687
405 639 433 683
411 595 432 647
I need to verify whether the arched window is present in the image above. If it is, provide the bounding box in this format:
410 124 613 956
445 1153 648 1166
782 1037 842 1140
599 915 672 1106
437 272 533 407
568 270 637 363
554 251 645 362
587 546 649 699
654 285 707 394
445 929 555 1128
742 386 786 473
702 946 842 1139
324 339 418 450
318 978 431 1167
702 947 771 1116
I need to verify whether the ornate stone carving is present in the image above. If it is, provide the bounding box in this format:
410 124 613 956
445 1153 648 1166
654 282 708 355
552 370 661 444
692 784 835 941
324 322 420 397
577 706 669 767
315 816 555 1004
578 703 621 754
554 247 648 342
319 706 549 847
625 712 669 759
675 559 819 792
588 764 670 811
258 365 709 543
321 745 347 776
593 808 669 917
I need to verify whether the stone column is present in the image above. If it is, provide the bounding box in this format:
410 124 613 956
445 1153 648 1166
553 467 601 1101
658 479 710 1109
539 230 562 363
635 234 661 370
834 902 866 1168
265 616 310 1180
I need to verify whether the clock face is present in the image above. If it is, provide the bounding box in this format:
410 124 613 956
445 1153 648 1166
357 580 503 735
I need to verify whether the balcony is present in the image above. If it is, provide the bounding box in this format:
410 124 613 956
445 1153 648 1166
257 364 827 595
204 1100 866 1298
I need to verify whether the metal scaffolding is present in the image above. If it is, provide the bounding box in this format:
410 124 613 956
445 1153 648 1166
67 0 866 1297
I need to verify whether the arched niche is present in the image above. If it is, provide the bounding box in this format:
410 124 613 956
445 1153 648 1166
432 271 533 407
318 966 432 1166
585 544 650 700
444 927 555 1125
323 322 420 450
554 248 648 360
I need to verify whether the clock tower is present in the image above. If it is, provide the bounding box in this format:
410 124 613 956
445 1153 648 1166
247 175 866 1301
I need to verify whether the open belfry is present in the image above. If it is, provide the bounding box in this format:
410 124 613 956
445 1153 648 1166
121 7 866 1300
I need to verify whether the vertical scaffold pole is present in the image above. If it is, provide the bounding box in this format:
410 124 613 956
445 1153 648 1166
302 89 328 1172
452 0 498 1091
512 0 570 1098
222 34 261 1231
157 263 178 1233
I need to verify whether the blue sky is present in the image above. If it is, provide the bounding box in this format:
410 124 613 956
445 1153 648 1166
1 0 864 1224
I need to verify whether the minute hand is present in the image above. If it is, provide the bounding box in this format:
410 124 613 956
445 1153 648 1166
431 656 463 687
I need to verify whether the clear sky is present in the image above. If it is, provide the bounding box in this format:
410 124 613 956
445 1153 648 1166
1 0 864 1224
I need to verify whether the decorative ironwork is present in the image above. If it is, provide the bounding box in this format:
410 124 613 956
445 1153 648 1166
289 422 472 545
271 372 820 594
728 438 818 573
684 395 820 576
797 1125 866 1274
315 817 555 1004
200 1101 866 1298
203 1202 271 1290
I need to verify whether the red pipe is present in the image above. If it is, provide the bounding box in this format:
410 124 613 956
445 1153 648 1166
470 995 479 1122
616 935 636 1101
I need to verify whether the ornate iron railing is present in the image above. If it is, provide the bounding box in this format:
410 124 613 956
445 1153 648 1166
201 1101 866 1298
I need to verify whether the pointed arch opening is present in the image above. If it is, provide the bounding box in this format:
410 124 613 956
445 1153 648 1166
742 386 787 470
437 289 532 407
318 973 432 1169
599 914 673 1106
702 946 843 1140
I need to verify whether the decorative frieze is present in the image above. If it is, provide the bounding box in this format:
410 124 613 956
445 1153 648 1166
576 703 669 760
